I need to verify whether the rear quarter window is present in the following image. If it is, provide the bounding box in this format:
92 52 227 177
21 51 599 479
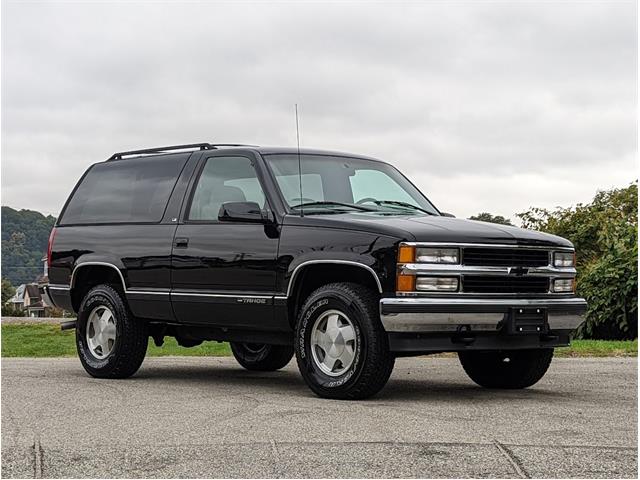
59 154 188 225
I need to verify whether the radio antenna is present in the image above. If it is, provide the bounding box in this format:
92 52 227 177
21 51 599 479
295 104 304 217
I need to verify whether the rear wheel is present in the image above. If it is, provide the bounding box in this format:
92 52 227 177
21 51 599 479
230 342 294 371
76 284 148 378
458 349 554 389
294 282 395 400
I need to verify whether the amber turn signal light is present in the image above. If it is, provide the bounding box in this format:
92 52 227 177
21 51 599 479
396 273 416 292
398 245 415 263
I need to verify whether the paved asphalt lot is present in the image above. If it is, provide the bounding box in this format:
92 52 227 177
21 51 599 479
1 356 637 478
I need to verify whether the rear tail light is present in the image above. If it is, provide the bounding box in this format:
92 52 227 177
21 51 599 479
47 227 57 268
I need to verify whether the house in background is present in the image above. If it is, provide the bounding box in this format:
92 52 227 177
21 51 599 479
7 284 26 309
5 260 52 317
23 284 45 317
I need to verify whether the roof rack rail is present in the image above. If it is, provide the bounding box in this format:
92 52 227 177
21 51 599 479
107 143 259 161
108 143 214 161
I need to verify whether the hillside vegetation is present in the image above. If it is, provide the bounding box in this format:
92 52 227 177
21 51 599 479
1 206 56 285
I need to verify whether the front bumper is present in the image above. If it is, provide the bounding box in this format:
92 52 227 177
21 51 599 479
380 297 587 333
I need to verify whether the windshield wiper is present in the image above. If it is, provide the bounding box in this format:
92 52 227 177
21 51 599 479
291 201 377 212
372 200 436 215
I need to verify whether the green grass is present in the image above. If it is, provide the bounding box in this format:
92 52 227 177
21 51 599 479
1 323 636 358
555 339 637 357
1 323 231 357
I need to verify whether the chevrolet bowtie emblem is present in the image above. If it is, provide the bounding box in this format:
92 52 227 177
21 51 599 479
507 267 529 276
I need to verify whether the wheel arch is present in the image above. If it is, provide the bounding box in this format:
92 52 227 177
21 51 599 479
70 262 127 312
285 260 383 327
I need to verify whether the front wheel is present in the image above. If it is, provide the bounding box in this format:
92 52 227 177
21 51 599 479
295 282 395 400
230 342 294 371
458 349 554 389
76 284 148 378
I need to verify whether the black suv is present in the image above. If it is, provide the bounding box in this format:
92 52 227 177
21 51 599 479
46 143 586 399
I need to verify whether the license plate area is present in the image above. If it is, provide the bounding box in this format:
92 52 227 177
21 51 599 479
507 307 548 335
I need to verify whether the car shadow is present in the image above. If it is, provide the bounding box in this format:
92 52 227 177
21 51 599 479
118 361 569 403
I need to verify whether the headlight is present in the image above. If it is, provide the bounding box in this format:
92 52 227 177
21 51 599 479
553 278 575 293
415 247 459 264
416 276 459 292
554 251 575 267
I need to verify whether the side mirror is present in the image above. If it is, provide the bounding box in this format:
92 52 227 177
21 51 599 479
441 212 456 218
218 201 266 223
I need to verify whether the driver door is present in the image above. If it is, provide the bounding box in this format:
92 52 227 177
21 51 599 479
170 152 280 329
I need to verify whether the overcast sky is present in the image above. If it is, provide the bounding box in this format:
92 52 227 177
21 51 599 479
1 0 637 222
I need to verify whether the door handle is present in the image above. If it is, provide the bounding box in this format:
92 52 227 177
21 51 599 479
174 237 189 248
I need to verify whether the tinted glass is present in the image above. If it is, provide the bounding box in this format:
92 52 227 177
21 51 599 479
189 156 266 221
60 154 187 225
265 154 438 215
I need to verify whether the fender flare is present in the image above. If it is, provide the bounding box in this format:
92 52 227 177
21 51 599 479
285 259 383 297
70 261 127 291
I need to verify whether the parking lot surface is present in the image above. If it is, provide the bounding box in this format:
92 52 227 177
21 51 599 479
1 356 637 478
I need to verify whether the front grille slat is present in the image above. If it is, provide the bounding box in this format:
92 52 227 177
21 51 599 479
463 247 549 267
462 275 550 294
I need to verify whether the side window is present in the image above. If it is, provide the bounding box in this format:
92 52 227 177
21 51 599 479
60 154 188 225
188 156 266 221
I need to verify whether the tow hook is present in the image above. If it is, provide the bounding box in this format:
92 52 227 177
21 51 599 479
452 325 475 345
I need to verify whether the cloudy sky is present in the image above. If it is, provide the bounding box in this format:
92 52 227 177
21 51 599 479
1 0 637 222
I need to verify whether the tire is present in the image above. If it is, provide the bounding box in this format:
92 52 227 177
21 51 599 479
294 282 395 400
76 284 148 379
230 342 294 371
458 349 554 389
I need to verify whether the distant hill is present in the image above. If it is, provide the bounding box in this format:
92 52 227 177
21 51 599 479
1 206 57 285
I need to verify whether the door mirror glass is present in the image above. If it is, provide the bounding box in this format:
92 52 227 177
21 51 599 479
441 212 456 218
218 201 265 223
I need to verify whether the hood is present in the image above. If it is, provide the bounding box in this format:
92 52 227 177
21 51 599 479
286 213 573 248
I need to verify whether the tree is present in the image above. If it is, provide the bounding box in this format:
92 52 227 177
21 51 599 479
1 278 23 317
1 206 56 285
468 212 513 225
517 183 638 340
1 278 15 305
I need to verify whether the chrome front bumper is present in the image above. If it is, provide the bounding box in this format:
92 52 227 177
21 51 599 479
380 297 587 333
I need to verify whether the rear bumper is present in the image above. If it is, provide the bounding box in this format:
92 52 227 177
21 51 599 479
380 297 587 333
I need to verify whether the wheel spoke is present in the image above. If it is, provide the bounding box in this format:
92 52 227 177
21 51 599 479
338 344 354 368
326 314 340 335
312 327 330 348
103 322 116 340
99 335 111 355
338 325 355 343
99 309 112 326
322 352 338 373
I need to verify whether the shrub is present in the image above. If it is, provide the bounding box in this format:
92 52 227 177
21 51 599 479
518 183 637 340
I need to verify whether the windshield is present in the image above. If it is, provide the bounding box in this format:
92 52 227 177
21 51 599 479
264 154 440 216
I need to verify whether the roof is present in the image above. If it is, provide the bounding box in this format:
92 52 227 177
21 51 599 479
25 284 41 300
105 143 386 164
